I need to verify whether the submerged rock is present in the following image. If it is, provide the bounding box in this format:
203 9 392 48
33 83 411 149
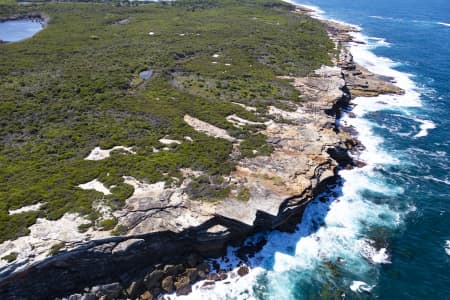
237 265 249 277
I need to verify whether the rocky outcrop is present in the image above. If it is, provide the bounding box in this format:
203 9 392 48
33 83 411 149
0 6 404 300
0 62 354 300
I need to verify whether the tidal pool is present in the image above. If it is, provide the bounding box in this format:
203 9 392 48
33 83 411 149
139 69 154 80
0 19 44 43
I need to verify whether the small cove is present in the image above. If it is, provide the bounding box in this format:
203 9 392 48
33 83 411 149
0 19 44 43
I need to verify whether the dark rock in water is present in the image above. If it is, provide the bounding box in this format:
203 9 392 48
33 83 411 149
201 280 215 288
218 270 228 281
161 276 174 293
174 275 191 296
144 270 164 289
185 267 199 283
237 265 249 277
139 70 153 80
80 294 95 300
140 290 154 300
91 282 123 298
152 287 161 296
175 283 192 296
197 262 210 273
207 272 219 281
163 264 177 276
212 261 221 272
126 280 143 299
68 294 82 300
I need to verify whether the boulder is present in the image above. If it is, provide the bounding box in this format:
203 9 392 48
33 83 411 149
163 264 184 276
174 274 192 296
174 275 189 289
201 281 215 289
68 294 82 300
197 262 210 273
143 270 164 289
175 283 192 296
161 276 174 293
218 270 228 281
185 268 198 283
92 282 123 299
206 273 219 281
140 291 153 300
80 294 96 300
126 280 143 299
237 265 249 277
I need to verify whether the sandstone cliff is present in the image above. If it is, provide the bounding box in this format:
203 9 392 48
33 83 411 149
0 7 403 300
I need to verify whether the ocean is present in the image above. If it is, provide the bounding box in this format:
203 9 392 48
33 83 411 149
171 0 450 299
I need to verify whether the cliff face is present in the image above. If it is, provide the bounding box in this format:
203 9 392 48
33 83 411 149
0 7 403 300
0 63 354 300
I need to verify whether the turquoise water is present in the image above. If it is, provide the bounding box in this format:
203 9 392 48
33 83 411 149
0 19 43 42
173 0 449 299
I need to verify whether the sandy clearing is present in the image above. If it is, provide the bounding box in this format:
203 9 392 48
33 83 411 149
78 179 111 195
85 146 135 161
184 115 236 142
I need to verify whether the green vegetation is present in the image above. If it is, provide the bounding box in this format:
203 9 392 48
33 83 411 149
1 252 18 262
0 0 333 242
237 187 251 201
185 175 231 202
98 217 118 230
239 133 274 158
48 242 65 255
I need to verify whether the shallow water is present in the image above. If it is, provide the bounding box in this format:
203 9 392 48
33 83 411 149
0 19 44 43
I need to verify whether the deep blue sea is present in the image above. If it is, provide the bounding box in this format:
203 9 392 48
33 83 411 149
174 0 450 299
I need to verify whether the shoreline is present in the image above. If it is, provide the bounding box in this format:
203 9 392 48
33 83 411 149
0 13 48 44
166 3 410 299
0 2 406 300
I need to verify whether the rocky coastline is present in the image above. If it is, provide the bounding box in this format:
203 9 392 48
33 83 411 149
0 5 403 300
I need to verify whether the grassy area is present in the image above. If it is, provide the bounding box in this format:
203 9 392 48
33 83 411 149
0 0 333 242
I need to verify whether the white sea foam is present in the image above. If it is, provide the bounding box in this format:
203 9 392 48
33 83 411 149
412 118 436 137
357 239 391 264
423 175 450 186
369 36 391 47
350 280 374 293
173 3 419 299
437 22 450 27
347 31 439 139
445 240 450 256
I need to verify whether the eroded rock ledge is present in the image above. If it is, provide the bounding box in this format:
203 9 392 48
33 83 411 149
0 7 403 300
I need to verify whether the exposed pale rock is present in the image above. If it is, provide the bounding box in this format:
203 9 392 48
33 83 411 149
115 176 214 235
0 212 110 275
85 146 135 161
8 202 43 215
123 176 166 200
226 114 265 127
231 102 257 112
268 105 304 122
78 179 111 195
159 138 182 145
183 115 236 142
